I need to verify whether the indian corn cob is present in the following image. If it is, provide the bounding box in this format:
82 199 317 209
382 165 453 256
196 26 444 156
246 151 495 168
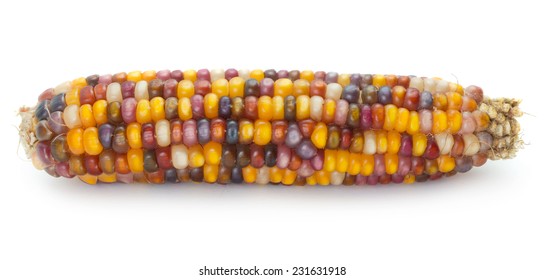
19 69 523 185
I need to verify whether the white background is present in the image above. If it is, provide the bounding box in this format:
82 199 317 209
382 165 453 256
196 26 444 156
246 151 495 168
1 0 544 279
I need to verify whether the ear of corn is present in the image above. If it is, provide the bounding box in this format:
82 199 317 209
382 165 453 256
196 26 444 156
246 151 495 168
20 69 522 185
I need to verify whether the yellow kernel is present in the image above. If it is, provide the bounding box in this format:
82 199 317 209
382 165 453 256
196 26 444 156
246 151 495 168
271 96 284 120
211 78 229 98
127 123 142 149
269 167 285 183
337 74 350 87
98 173 117 183
315 170 330 185
281 169 297 185
406 111 420 135
347 152 362 175
360 154 374 176
412 133 427 156
438 155 456 173
78 174 98 185
311 122 328 149
300 70 314 82
242 166 257 183
127 71 143 82
65 87 80 106
83 127 103 155
306 174 317 186
150 97 166 122
142 70 157 82
387 130 401 154
257 96 273 121
136 99 152 124
447 92 463 110
203 164 219 183
79 104 96 128
188 145 205 168
293 79 310 96
447 109 462 134
178 97 193 121
296 95 310 120
324 149 336 172
204 93 219 119
67 128 85 155
403 174 416 184
253 120 272 146
177 80 195 98
322 99 336 123
92 100 108 126
127 148 144 173
250 69 265 82
71 77 87 88
183 69 197 82
395 108 410 133
385 153 399 175
432 110 448 134
239 120 254 144
229 77 245 98
383 104 398 130
373 74 386 88
376 130 388 154
274 78 294 98
336 149 349 173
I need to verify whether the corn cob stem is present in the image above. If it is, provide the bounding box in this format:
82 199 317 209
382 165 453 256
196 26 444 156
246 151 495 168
19 70 523 185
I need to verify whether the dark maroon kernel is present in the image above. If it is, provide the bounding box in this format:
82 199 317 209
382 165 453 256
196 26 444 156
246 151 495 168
296 139 317 160
236 144 250 167
361 74 373 88
190 167 204 182
143 149 159 172
121 81 136 99
197 119 211 144
325 72 338 84
260 78 274 97
264 69 278 81
194 80 211 96
148 79 164 98
165 168 178 183
141 123 157 149
225 68 239 80
419 91 433 109
197 69 211 81
86 74 99 87
34 100 50 121
244 78 260 97
250 144 265 168
226 120 239 144
171 70 184 82
98 123 115 149
231 166 243 183
277 70 289 79
423 138 440 160
219 96 231 119
342 84 360 103
163 79 178 98
284 96 296 121
264 144 277 167
378 86 392 104
350 74 362 87
288 70 300 81
360 104 372 129
362 85 378 104
314 71 326 81
49 93 66 112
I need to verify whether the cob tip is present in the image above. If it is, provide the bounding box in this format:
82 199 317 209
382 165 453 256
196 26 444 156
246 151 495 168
480 97 523 160
18 106 37 159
